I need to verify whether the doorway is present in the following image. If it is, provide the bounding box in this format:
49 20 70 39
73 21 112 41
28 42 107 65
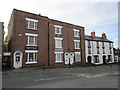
103 55 106 64
64 52 74 65
87 56 92 63
13 51 23 68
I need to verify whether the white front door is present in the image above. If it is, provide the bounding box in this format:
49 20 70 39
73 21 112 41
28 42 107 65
14 51 23 68
64 52 69 65
64 52 74 65
69 52 74 64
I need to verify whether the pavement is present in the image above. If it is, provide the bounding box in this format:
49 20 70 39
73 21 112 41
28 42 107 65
2 63 119 75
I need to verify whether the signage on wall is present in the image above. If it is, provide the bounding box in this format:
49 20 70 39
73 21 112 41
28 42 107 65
25 46 38 50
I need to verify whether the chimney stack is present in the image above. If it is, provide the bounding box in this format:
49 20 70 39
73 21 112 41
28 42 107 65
91 31 95 37
102 33 107 38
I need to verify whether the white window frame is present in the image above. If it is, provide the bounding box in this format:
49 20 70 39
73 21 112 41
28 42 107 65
54 25 62 35
55 52 63 63
74 40 80 49
25 50 38 64
25 33 38 46
75 52 81 62
54 37 63 48
73 29 80 37
26 18 38 30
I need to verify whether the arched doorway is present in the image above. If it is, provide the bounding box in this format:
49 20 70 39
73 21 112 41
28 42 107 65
87 56 92 63
13 51 23 68
103 55 106 64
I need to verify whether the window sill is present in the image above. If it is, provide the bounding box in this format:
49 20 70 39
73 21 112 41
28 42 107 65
55 33 62 35
26 45 37 46
74 36 79 38
55 61 63 63
25 61 37 64
27 28 37 30
55 47 63 49
75 60 81 62
75 48 80 49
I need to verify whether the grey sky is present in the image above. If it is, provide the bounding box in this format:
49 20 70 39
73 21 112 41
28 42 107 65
0 0 119 48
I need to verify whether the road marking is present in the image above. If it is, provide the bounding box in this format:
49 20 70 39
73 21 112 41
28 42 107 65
35 72 118 81
35 76 75 82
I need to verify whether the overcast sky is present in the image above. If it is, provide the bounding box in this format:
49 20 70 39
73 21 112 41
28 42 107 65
0 0 119 48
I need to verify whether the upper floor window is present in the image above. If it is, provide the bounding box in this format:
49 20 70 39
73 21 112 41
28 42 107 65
54 37 63 48
102 42 105 47
26 18 38 30
109 43 112 49
97 48 99 54
73 29 79 37
96 41 99 48
88 40 91 48
25 33 38 46
74 40 80 49
88 48 91 54
54 25 62 35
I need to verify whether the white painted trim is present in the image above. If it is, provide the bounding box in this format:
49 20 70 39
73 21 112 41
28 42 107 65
73 29 80 32
74 48 80 49
74 40 80 42
55 61 63 63
25 61 37 64
54 37 63 40
55 52 63 54
25 50 38 53
25 33 38 36
26 45 37 46
54 25 62 28
26 18 38 22
75 52 81 54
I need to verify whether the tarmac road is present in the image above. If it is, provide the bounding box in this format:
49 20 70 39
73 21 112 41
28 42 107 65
2 65 119 88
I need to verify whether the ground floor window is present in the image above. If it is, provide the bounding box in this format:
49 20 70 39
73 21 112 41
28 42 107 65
108 55 112 62
55 52 63 63
75 52 81 62
26 52 37 64
94 55 99 63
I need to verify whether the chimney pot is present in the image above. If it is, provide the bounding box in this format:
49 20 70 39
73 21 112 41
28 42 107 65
91 31 95 37
102 33 107 38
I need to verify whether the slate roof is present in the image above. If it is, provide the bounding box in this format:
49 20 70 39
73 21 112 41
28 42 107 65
85 35 113 43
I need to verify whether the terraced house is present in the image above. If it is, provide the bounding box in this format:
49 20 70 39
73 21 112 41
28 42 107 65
8 9 86 68
85 32 114 65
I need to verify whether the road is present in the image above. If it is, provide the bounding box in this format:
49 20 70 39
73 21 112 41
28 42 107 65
2 65 119 88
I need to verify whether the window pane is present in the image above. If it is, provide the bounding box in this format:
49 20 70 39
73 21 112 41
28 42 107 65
55 27 61 34
75 53 80 62
27 20 37 30
35 37 37 45
34 53 37 61
26 53 28 62
29 36 34 45
56 53 62 62
55 39 62 48
29 21 34 29
75 41 79 49
26 36 28 45
29 53 34 62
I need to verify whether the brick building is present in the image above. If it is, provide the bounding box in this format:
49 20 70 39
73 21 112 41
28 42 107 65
8 9 86 68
